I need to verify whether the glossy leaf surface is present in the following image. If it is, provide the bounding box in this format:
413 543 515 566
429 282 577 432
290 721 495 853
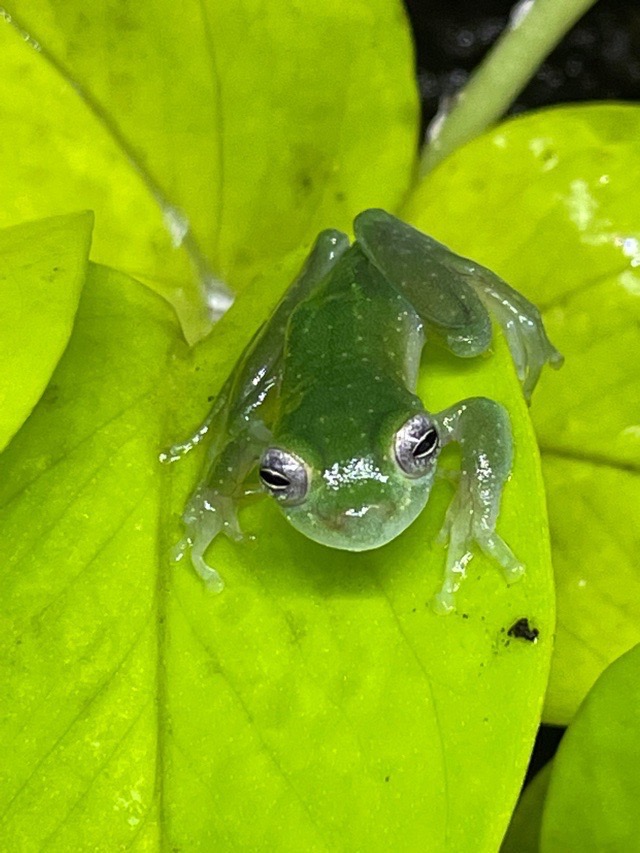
404 104 640 724
0 212 92 451
0 0 418 337
0 264 177 849
0 236 553 850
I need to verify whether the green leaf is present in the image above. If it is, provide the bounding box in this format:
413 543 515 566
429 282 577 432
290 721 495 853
0 0 418 336
501 762 553 853
0 212 92 452
167 297 554 850
402 103 640 724
540 643 640 851
0 264 179 849
0 243 553 848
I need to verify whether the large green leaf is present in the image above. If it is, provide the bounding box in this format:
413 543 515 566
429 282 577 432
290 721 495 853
0 263 177 849
0 0 418 337
403 103 640 725
0 226 553 849
166 294 554 850
540 643 640 851
0 212 92 452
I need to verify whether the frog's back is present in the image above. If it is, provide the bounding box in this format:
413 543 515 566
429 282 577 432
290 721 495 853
273 246 425 463
282 245 424 395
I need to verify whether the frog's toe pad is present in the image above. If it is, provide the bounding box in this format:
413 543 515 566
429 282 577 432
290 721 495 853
201 566 225 593
431 589 457 616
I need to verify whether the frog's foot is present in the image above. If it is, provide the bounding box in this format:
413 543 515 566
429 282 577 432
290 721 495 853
172 487 244 592
484 296 563 402
433 486 524 614
506 316 563 403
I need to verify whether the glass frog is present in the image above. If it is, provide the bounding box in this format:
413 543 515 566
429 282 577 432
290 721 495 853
164 210 562 613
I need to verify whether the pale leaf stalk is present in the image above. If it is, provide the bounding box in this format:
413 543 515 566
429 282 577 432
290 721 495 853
419 0 600 176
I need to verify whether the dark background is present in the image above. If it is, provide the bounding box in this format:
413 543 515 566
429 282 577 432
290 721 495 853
404 0 640 134
402 0 639 783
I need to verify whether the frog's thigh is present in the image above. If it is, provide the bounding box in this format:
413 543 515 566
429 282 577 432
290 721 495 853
354 209 491 357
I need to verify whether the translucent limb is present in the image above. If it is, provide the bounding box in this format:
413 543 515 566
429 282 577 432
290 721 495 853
159 418 216 464
432 482 524 615
172 487 245 593
159 393 228 464
470 277 564 402
432 397 524 613
354 210 563 402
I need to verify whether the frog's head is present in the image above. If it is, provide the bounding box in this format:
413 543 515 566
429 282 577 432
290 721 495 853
258 411 441 551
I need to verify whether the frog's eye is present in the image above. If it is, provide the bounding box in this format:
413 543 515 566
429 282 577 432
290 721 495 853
394 412 440 478
259 448 309 505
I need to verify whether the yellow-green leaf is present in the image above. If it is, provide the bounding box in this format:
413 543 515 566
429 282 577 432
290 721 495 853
0 243 553 849
159 253 555 850
0 264 179 849
1 1 418 337
403 103 640 725
0 212 92 452
540 644 640 851
501 762 553 853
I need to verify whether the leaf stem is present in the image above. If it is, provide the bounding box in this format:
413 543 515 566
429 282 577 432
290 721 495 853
419 0 600 176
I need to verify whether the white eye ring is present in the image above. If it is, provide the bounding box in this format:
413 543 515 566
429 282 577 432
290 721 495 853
259 448 309 505
394 412 440 478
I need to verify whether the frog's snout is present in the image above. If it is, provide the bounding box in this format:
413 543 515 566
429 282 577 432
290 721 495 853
283 491 427 552
309 502 404 551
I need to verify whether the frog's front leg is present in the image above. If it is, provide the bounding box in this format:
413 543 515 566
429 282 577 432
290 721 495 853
174 426 270 591
433 397 523 614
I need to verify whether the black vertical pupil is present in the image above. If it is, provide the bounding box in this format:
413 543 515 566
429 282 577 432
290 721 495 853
259 467 291 490
413 428 438 459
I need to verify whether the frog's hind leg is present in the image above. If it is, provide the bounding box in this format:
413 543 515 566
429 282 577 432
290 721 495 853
166 226 352 589
354 209 492 360
354 209 562 401
160 388 230 464
161 227 351 466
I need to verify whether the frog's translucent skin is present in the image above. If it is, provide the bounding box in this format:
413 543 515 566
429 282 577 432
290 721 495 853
165 210 562 613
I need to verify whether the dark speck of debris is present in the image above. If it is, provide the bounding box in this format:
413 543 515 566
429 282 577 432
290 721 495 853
462 613 469 619
508 618 539 643
208 395 215 402
384 775 390 782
